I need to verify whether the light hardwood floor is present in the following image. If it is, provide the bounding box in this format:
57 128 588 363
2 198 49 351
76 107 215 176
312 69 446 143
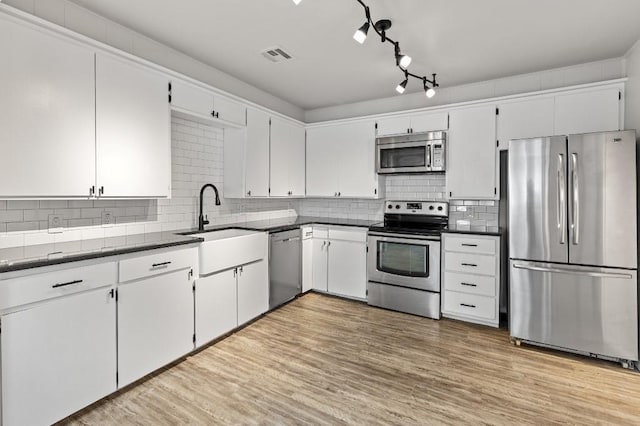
62 293 640 425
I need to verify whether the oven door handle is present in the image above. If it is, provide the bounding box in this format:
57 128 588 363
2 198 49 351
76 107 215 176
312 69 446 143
368 231 440 242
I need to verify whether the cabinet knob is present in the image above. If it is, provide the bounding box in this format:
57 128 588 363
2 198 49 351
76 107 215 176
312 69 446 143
247 190 251 196
338 192 341 197
98 186 104 196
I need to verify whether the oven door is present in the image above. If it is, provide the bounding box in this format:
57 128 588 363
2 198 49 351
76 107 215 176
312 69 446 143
376 141 430 174
367 233 440 292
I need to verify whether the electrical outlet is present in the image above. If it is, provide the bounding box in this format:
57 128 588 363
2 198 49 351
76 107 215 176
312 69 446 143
102 211 115 227
48 215 64 233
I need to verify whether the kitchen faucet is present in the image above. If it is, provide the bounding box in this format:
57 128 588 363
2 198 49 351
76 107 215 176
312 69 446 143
198 183 221 231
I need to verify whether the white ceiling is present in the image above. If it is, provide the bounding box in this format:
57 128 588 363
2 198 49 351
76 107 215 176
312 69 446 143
69 0 640 110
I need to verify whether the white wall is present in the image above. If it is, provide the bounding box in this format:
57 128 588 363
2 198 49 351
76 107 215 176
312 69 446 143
305 58 625 122
625 40 640 134
1 0 305 121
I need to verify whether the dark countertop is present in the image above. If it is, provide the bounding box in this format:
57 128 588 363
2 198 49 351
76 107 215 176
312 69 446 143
443 227 503 237
0 216 378 274
0 232 204 274
181 216 379 235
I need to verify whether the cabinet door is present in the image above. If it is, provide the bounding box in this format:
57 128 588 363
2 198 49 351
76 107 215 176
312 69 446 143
306 126 340 197
237 260 269 325
327 239 367 299
270 118 306 197
245 108 270 197
117 269 194 387
338 120 378 197
311 239 328 291
302 236 313 292
171 79 214 118
376 116 411 136
0 17 95 198
195 269 237 347
1 288 116 426
96 54 171 198
497 97 555 150
214 96 246 126
447 105 498 200
554 88 620 135
410 111 449 133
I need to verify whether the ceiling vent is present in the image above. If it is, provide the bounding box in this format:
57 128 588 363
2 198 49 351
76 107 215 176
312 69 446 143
261 46 295 63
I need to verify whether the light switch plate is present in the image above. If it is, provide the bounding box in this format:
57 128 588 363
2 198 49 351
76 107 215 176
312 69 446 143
48 214 64 234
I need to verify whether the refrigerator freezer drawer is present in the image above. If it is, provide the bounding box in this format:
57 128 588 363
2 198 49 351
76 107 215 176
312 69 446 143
510 260 638 361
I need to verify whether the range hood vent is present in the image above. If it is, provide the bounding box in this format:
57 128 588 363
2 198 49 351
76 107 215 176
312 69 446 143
261 46 295 63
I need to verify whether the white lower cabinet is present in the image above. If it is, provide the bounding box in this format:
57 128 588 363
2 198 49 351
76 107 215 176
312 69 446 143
309 226 367 300
117 268 195 387
237 260 269 326
195 260 268 347
195 268 237 347
441 233 501 327
1 263 118 426
327 238 367 300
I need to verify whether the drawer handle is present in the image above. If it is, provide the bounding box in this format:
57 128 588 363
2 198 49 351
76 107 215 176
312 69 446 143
460 282 477 287
461 243 478 247
460 303 476 308
152 261 172 268
52 279 83 289
461 263 477 267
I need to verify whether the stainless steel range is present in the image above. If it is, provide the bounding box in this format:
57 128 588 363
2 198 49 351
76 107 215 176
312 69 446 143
367 200 448 319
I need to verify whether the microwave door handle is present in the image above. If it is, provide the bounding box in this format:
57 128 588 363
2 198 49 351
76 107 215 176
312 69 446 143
427 144 432 170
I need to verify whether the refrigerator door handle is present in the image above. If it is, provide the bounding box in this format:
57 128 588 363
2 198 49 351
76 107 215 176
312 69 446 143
570 153 580 245
512 263 633 279
557 153 566 244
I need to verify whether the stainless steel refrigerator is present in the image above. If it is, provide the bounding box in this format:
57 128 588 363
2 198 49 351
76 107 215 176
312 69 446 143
508 130 638 367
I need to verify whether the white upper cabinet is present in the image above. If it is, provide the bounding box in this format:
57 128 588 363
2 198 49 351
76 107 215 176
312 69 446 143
0 17 96 198
244 108 271 197
214 96 246 126
270 118 306 197
376 111 448 136
338 121 378 197
171 79 246 127
554 88 621 135
96 54 171 198
307 120 382 198
447 105 498 200
306 126 341 197
497 97 555 150
171 79 214 118
408 111 449 133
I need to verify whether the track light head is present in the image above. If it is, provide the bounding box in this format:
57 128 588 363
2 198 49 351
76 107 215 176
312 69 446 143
396 71 408 94
398 54 412 68
292 0 302 4
353 21 370 44
426 87 436 98
423 77 436 98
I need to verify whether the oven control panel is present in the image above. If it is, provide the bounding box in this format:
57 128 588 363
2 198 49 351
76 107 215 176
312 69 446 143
385 200 448 217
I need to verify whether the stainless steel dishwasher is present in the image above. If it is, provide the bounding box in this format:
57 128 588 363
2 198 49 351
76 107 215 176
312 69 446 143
269 229 301 309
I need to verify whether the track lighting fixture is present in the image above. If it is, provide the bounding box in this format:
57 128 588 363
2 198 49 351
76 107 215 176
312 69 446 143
353 0 439 96
423 76 436 98
396 71 408 94
292 0 302 5
353 22 369 44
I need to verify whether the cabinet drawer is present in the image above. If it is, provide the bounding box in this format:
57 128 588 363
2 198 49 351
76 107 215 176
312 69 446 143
443 271 496 297
119 247 197 282
313 227 328 239
445 252 496 276
443 291 496 320
0 262 117 311
444 235 496 255
328 228 367 243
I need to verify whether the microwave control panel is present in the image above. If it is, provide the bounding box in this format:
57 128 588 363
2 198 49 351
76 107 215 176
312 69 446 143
431 142 445 171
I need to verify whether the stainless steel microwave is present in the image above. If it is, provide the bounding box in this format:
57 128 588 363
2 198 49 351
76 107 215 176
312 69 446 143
376 131 446 174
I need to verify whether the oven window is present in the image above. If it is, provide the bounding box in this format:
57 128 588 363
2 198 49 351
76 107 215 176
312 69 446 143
379 146 426 169
377 241 429 277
